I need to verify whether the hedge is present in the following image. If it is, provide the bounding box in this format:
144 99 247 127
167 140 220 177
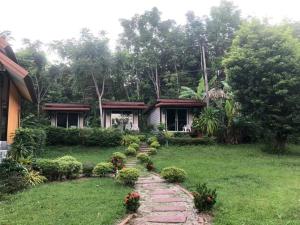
167 137 215 145
45 127 122 147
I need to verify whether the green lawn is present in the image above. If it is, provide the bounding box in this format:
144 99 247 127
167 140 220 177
152 144 300 225
0 146 131 225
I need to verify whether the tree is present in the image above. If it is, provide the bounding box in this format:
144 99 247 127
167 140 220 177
17 39 49 117
223 20 300 151
52 29 112 127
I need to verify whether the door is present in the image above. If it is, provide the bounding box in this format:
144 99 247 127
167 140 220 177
166 109 176 131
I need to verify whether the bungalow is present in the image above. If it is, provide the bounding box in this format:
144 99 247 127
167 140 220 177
0 37 35 160
146 99 205 132
42 103 91 128
103 101 147 131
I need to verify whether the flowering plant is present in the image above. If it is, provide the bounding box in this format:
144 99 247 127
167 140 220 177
124 192 140 212
192 183 217 212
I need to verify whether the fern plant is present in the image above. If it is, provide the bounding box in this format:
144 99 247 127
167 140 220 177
193 107 219 136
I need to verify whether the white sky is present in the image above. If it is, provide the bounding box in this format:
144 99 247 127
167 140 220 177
2 0 300 52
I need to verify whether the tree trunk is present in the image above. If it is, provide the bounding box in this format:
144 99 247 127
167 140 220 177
91 73 105 127
202 46 210 107
155 65 160 99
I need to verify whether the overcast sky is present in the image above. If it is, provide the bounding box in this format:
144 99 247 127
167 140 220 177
2 0 300 51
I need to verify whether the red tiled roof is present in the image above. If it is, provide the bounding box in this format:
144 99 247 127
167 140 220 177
155 99 205 107
43 103 91 112
102 101 147 109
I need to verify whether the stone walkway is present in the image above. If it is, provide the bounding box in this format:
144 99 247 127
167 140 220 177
124 143 211 225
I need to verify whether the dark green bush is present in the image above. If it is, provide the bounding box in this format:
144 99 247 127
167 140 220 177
46 127 122 147
161 166 187 183
93 162 114 177
167 137 215 145
82 161 96 177
193 183 217 212
10 128 46 160
121 135 140 146
149 148 157 155
0 158 28 194
128 143 140 150
116 168 140 186
150 141 160 149
56 156 82 179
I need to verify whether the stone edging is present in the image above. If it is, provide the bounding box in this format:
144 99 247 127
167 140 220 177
117 213 134 225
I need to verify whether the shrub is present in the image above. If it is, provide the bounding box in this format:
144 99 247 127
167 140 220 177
137 153 150 163
168 137 215 145
93 162 114 177
10 128 46 160
0 158 28 194
161 166 187 183
149 148 157 155
24 170 47 186
129 143 140 150
46 127 122 147
33 156 82 181
146 160 155 171
121 135 140 146
136 135 146 142
147 136 158 145
82 161 96 177
111 152 126 170
193 183 217 212
125 147 137 156
124 192 140 212
116 168 140 186
150 141 160 149
32 159 61 181
56 156 82 179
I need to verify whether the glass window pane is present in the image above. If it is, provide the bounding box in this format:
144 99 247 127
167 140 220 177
0 73 9 140
166 109 176 131
111 111 133 130
177 109 187 131
57 113 67 128
68 113 79 128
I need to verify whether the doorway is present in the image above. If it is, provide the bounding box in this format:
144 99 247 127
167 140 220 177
0 73 9 141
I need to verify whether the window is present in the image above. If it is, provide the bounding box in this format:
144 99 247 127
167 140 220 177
165 109 187 131
56 113 79 128
111 111 134 130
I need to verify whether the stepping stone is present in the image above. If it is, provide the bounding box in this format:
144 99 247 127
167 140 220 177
136 180 164 184
152 205 186 212
153 197 185 203
151 189 176 195
147 213 187 223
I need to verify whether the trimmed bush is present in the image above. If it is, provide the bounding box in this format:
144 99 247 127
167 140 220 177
121 135 141 146
137 153 150 163
93 162 114 177
124 192 140 212
46 127 122 147
82 162 96 177
125 147 137 156
136 135 146 142
111 152 126 170
161 166 187 183
168 137 215 145
193 183 217 212
149 148 157 155
116 168 140 186
33 156 82 180
10 128 46 160
150 141 160 149
32 159 61 181
146 160 155 171
129 143 140 150
0 158 28 194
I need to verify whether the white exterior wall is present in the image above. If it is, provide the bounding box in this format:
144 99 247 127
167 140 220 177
188 110 194 126
50 114 56 126
104 110 111 128
147 107 161 129
79 115 84 128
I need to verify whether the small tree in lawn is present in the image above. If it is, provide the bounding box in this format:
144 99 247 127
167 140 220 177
52 29 112 127
223 20 300 152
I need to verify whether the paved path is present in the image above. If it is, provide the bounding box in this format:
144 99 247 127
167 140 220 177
124 143 211 225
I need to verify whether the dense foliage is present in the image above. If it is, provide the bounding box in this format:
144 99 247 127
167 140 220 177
161 166 187 183
116 168 140 186
193 183 217 212
223 21 300 151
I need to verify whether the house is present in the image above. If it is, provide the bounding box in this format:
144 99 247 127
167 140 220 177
146 99 205 132
103 101 147 131
42 103 91 128
0 37 35 159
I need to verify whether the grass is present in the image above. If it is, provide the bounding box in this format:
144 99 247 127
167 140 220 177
152 144 300 225
0 145 131 225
